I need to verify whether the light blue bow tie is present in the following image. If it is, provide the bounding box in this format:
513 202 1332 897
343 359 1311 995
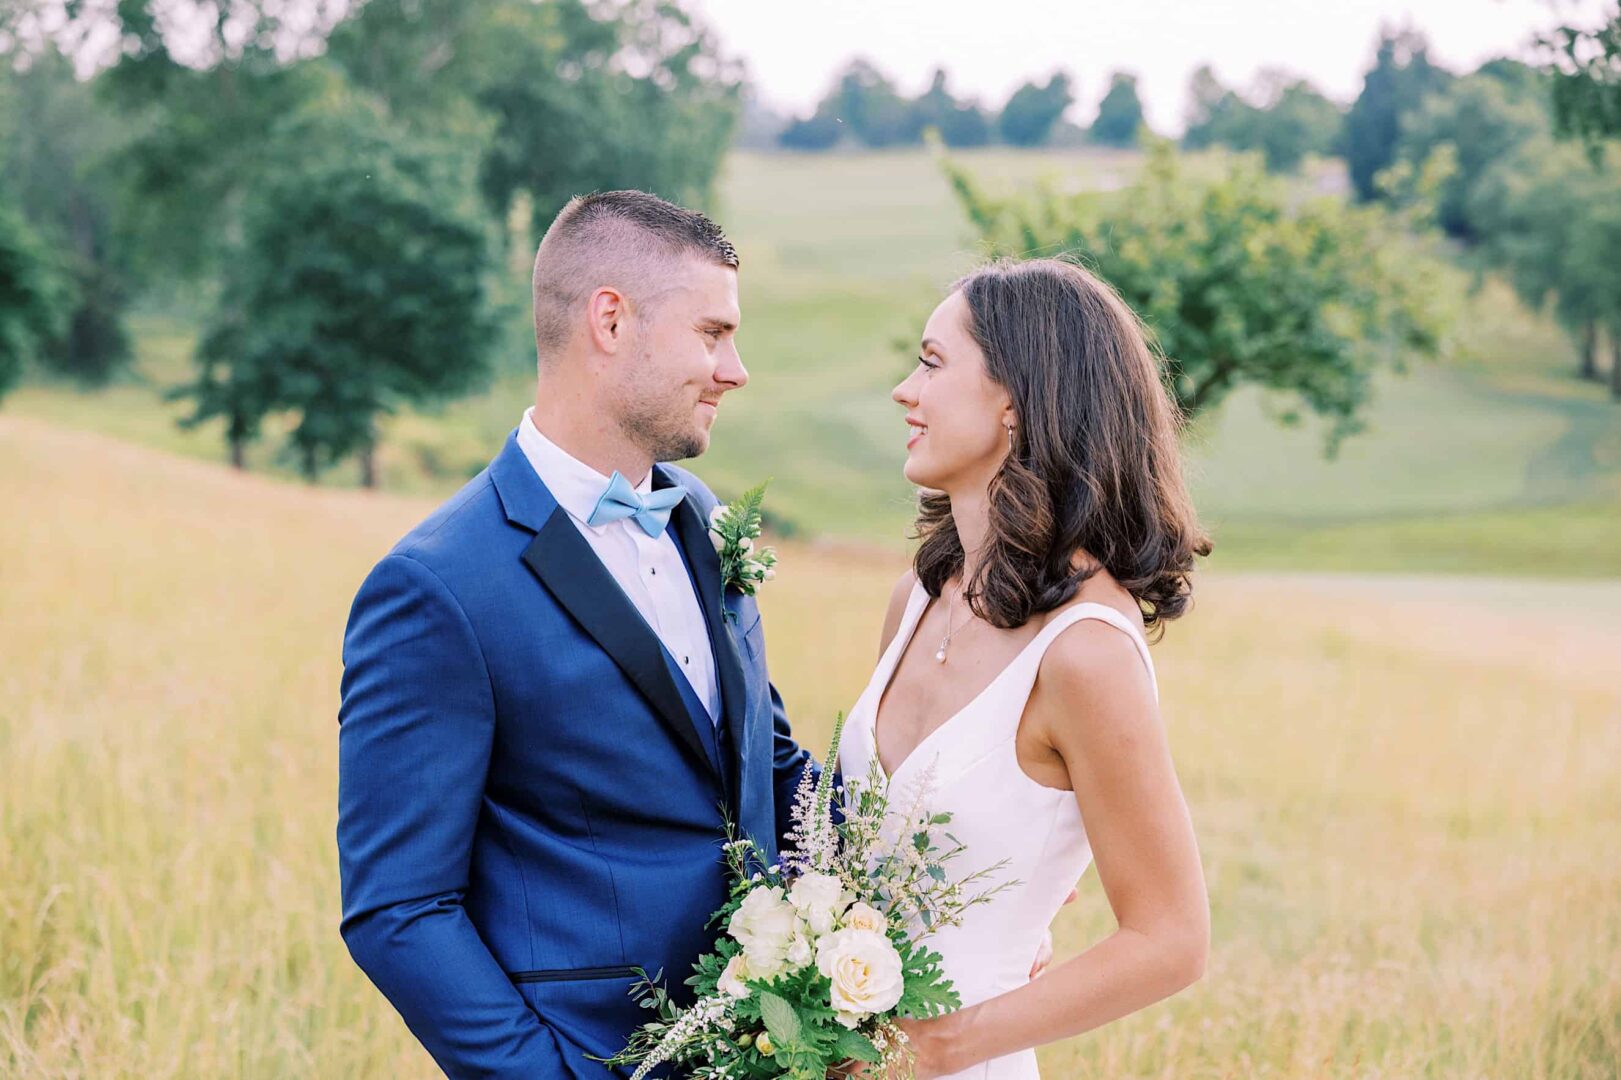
585 470 688 538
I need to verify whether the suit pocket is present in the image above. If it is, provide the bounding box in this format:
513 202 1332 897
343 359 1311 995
741 613 765 661
509 965 640 984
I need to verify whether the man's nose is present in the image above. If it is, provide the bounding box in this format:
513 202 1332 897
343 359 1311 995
718 342 748 391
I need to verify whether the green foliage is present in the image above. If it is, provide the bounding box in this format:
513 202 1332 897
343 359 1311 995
0 193 71 400
1091 72 1146 148
946 140 1453 452
1541 7 1621 148
998 73 1074 147
1471 135 1621 389
0 51 132 383
1183 67 1342 172
174 102 497 481
1346 28 1454 202
328 0 743 237
1395 65 1550 239
913 69 992 149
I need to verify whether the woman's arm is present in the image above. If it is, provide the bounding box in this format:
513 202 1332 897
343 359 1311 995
906 620 1209 1076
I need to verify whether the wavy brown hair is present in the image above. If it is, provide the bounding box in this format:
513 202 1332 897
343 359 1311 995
913 258 1212 640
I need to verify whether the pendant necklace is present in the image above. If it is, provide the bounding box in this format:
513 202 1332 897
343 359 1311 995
935 589 976 664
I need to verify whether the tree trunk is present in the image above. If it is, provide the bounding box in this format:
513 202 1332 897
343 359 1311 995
359 443 378 489
301 445 318 484
1611 332 1621 402
1580 321 1599 381
229 435 245 471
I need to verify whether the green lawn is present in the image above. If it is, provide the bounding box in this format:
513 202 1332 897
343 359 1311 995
7 148 1617 574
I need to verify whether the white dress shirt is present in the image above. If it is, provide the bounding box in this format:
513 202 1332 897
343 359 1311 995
516 408 720 724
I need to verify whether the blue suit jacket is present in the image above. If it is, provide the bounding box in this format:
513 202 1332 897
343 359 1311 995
337 433 813 1078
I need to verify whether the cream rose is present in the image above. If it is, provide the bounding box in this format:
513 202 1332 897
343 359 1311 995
841 901 887 933
815 927 905 1022
727 886 798 979
717 954 751 998
788 872 852 936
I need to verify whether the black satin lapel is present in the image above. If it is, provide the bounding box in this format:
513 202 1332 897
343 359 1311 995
522 511 716 777
668 498 750 790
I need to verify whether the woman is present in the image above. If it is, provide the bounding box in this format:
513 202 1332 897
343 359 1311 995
839 258 1212 1078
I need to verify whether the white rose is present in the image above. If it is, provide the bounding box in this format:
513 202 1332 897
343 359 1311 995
709 528 726 553
709 505 728 526
727 886 798 979
717 953 751 998
841 901 887 933
786 930 813 969
788 872 852 936
762 567 776 581
738 536 754 553
815 928 905 1020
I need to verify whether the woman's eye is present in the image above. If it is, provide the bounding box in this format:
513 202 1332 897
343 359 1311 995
917 355 938 370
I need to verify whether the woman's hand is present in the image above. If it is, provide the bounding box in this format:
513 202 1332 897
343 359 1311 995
830 1014 966 1079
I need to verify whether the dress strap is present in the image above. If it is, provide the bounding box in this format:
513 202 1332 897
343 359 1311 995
1023 602 1159 703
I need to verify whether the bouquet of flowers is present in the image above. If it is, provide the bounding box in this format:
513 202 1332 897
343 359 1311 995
599 715 1013 1079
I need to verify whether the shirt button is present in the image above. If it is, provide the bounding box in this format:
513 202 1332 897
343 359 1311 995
649 567 656 575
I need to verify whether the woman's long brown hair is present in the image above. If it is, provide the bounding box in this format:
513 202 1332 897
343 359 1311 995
912 258 1212 639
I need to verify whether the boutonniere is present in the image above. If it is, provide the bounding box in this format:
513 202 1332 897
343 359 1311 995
708 480 777 621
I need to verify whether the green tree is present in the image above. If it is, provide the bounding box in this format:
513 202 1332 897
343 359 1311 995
1541 5 1621 147
998 73 1074 147
174 104 497 482
1091 72 1146 147
1472 137 1621 393
0 50 133 383
1182 67 1342 172
945 141 1450 451
1396 65 1549 240
913 69 991 148
327 0 742 246
1346 28 1453 201
0 194 71 401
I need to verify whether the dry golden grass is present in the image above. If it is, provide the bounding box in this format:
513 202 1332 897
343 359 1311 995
3 414 1618 1078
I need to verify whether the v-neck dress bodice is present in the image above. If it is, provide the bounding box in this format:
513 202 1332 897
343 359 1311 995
838 580 1159 1080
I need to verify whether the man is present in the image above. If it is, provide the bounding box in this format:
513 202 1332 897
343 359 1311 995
337 190 811 1078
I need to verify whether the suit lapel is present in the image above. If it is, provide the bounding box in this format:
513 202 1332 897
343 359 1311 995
661 471 750 795
521 511 717 779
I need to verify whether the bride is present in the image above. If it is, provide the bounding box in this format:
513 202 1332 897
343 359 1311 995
838 258 1212 1079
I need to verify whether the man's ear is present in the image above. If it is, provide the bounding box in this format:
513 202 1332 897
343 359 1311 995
587 286 628 354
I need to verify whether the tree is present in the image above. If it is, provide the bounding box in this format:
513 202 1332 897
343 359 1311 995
0 50 133 383
1091 72 1145 147
998 73 1074 147
327 0 742 246
1471 136 1621 392
944 140 1451 451
1182 67 1342 172
0 194 70 402
174 104 497 482
1541 5 1621 147
1396 65 1549 240
1345 28 1453 201
912 69 991 148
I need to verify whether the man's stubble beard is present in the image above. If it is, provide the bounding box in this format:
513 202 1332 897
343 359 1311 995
614 346 709 464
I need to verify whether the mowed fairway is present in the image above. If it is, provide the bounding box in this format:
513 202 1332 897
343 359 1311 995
3 415 1618 1077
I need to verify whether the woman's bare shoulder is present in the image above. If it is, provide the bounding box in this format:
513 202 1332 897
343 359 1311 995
877 567 919 659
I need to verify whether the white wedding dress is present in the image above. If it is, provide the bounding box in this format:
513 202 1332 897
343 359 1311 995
838 579 1159 1080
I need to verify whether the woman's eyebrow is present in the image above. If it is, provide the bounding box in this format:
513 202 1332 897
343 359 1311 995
921 337 945 355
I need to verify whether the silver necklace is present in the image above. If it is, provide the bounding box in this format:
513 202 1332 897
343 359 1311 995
935 589 976 664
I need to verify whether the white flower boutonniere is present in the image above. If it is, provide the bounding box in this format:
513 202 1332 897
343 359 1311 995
708 480 777 621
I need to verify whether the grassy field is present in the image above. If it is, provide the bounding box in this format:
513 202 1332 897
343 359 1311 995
6 147 1618 575
3 414 1618 1078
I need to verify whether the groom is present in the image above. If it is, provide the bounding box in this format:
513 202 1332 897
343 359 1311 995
337 190 812 1078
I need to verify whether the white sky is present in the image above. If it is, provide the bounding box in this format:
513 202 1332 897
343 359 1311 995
686 0 1611 133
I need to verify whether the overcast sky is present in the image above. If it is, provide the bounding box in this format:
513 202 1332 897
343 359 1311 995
685 0 1609 133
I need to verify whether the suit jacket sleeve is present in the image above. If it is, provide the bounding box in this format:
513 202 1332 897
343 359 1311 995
337 554 571 1078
